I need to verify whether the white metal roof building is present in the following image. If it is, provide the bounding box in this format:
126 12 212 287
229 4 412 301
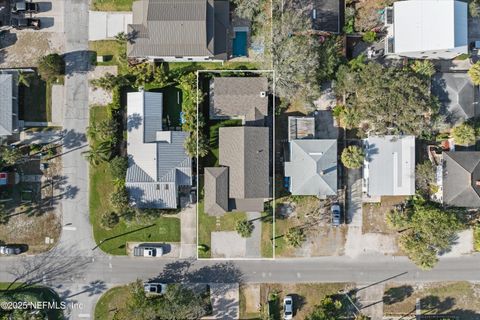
363 135 415 197
385 0 468 59
126 90 192 209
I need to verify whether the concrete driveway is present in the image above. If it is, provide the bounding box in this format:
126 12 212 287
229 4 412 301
206 283 239 320
88 11 132 41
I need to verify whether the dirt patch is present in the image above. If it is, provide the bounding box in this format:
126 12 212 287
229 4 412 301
362 196 406 234
0 211 61 253
384 282 480 318
240 284 261 319
276 196 347 257
0 31 64 68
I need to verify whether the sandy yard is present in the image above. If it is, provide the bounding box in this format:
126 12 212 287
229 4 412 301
0 31 64 68
88 65 118 106
275 196 347 257
384 282 480 318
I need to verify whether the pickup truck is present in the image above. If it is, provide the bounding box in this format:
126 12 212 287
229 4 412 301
133 246 163 257
11 17 40 30
12 1 40 13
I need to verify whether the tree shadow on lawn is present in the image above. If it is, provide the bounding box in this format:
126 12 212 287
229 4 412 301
383 285 414 305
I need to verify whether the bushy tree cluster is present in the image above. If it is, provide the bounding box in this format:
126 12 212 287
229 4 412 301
335 62 438 136
387 197 463 269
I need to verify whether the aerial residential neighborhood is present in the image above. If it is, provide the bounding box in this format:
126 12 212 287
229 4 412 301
2 0 480 319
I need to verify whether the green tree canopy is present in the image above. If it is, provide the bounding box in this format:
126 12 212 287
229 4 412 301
451 122 476 146
304 296 343 320
468 61 480 85
415 161 436 196
37 53 64 81
335 62 437 136
387 197 463 269
341 145 364 169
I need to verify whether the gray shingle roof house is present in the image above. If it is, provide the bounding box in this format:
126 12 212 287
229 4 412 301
127 0 229 62
126 90 192 209
363 135 415 197
215 126 269 212
0 73 19 138
209 77 268 124
443 151 480 208
432 73 478 125
384 0 468 59
284 139 337 196
204 167 229 216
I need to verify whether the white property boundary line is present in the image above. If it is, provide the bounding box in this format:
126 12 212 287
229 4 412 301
196 69 276 261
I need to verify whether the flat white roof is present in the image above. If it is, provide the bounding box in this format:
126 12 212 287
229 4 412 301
365 135 415 196
393 0 467 54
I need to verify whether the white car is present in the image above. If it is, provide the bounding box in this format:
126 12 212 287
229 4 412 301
283 296 293 319
144 283 167 295
0 246 21 255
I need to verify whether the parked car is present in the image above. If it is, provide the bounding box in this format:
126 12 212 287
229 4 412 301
0 245 21 255
11 17 40 30
133 246 163 257
283 296 293 320
12 1 39 13
144 283 167 295
331 203 341 227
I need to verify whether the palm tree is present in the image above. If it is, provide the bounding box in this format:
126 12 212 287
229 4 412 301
235 219 254 238
285 228 305 248
82 142 112 166
17 71 33 87
341 145 365 169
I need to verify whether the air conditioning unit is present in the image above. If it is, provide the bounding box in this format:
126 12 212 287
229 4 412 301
260 91 267 98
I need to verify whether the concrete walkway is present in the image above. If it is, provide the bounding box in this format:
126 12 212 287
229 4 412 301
245 212 261 258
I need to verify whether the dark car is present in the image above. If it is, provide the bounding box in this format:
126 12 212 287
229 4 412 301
12 1 39 13
331 203 341 227
11 17 40 30
0 245 22 255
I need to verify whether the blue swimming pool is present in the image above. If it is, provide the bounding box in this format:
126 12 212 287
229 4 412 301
232 31 248 57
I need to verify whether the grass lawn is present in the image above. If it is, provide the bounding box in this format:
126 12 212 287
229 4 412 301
89 40 127 73
261 212 273 258
91 0 133 11
258 283 354 320
203 119 242 167
0 283 63 319
89 106 181 255
197 201 247 258
474 224 480 251
19 74 49 122
384 282 480 318
95 285 131 320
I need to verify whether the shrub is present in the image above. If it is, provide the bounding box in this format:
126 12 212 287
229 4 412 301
235 219 254 238
109 156 128 181
101 212 120 229
37 53 64 81
109 186 129 212
341 145 365 169
362 31 376 43
452 123 476 146
410 60 436 78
